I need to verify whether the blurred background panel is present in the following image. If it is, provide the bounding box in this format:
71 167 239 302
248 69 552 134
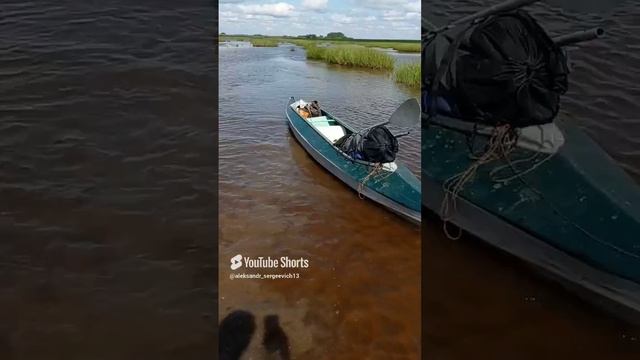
0 1 217 359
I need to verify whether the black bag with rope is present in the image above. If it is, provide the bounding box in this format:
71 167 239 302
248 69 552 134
335 125 399 163
423 9 569 128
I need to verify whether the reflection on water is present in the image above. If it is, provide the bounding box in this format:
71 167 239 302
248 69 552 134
424 0 640 358
219 44 420 358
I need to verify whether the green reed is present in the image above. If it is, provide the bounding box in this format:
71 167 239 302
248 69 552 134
249 38 280 47
394 63 421 88
305 45 395 70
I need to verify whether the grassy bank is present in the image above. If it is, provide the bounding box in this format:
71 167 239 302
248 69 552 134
311 40 419 53
305 45 395 70
394 63 420 88
219 35 420 53
218 35 280 47
353 41 421 53
249 38 280 47
385 43 421 53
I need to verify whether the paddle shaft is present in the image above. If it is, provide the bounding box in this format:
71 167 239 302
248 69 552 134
554 28 604 46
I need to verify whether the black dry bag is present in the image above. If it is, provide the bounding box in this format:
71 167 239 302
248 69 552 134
423 10 569 127
337 125 399 163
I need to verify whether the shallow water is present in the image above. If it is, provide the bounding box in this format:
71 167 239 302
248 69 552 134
424 0 640 358
0 2 216 358
218 45 421 358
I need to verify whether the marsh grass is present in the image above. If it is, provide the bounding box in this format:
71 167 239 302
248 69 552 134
394 63 420 88
313 41 420 53
249 38 280 47
349 41 421 53
305 45 395 70
387 43 421 53
218 35 280 47
219 35 245 42
218 35 419 79
219 35 420 52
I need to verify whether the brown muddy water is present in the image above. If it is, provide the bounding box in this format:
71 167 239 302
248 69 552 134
424 0 640 358
218 43 421 358
0 2 216 359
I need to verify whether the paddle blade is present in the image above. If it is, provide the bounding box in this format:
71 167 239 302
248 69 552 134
388 98 421 129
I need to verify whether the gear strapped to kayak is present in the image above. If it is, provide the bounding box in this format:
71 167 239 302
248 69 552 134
423 6 574 239
423 9 569 127
335 125 399 163
333 98 419 164
285 97 421 224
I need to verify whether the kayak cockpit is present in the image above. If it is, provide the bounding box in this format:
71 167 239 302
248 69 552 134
291 99 350 143
306 116 348 143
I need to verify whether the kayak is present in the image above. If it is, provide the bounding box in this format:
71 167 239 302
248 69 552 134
286 97 421 224
422 114 640 323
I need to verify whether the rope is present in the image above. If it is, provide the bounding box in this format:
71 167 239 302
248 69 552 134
490 150 556 183
357 163 393 199
440 124 517 239
439 122 564 241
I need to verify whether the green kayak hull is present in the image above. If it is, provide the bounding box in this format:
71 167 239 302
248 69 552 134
286 98 421 224
422 116 640 322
